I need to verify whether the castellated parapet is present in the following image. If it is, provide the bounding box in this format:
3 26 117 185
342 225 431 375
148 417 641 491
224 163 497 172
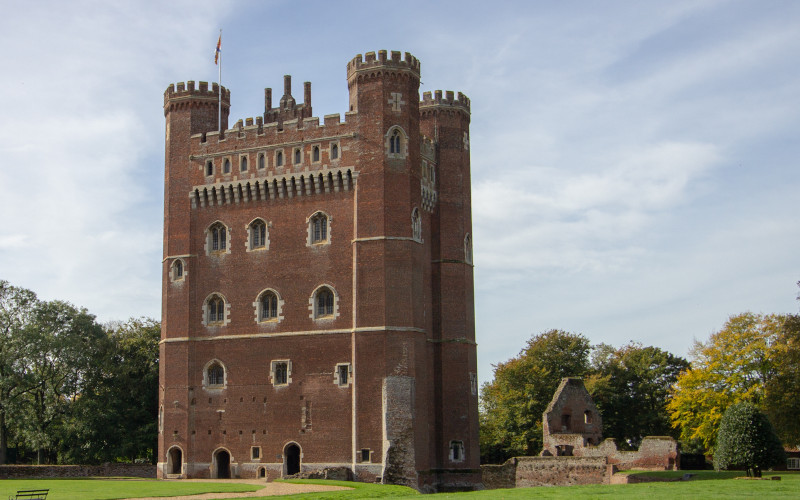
160 50 479 493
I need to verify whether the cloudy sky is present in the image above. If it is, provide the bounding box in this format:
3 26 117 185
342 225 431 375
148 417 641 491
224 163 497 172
1 0 798 386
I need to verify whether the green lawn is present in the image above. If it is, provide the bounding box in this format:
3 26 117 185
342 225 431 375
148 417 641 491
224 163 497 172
1 472 798 500
0 478 259 500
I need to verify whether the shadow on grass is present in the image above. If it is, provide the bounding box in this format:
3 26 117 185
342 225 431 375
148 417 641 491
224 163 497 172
626 470 791 481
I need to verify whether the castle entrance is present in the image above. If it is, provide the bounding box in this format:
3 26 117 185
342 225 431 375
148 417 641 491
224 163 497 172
214 449 231 478
167 447 182 475
284 443 301 476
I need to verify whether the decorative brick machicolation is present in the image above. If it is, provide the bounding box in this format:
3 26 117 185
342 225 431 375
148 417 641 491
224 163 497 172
160 50 479 492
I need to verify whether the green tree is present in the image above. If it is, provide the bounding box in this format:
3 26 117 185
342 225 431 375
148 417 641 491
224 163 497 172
713 401 785 476
586 343 689 449
0 281 38 464
13 300 108 464
479 329 591 463
667 312 782 452
764 314 800 447
59 318 160 464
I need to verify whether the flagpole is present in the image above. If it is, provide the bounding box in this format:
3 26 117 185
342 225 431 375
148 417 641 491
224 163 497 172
218 29 222 132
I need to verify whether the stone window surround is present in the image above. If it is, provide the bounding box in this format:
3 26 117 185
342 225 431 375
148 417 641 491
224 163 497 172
334 363 352 387
170 258 187 282
245 218 270 252
253 288 284 324
292 147 303 165
205 221 231 256
257 152 266 170
311 143 321 163
386 126 408 159
449 440 465 463
329 141 340 161
270 359 292 387
309 284 340 321
205 159 214 177
251 446 262 461
411 207 422 242
275 149 284 167
306 211 331 247
203 358 228 390
239 153 249 172
202 292 231 327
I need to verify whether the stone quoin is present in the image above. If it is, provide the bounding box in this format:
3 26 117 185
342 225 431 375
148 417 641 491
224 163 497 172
159 50 479 492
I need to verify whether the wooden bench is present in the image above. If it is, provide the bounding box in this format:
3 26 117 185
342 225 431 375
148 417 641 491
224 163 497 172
9 490 48 500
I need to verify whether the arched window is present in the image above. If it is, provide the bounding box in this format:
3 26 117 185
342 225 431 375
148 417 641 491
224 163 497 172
412 208 422 241
315 287 335 318
240 156 248 171
259 290 278 321
171 259 184 281
223 158 231 174
386 127 407 159
308 212 329 245
258 153 265 170
312 146 320 162
464 233 473 264
205 160 214 176
294 148 301 164
331 143 339 160
276 151 283 167
207 362 224 386
208 222 227 253
249 219 267 250
206 294 226 325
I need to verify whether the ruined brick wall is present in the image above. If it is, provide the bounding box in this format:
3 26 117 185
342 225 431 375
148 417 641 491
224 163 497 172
542 378 602 455
481 456 608 488
0 464 156 479
160 50 478 491
582 437 679 470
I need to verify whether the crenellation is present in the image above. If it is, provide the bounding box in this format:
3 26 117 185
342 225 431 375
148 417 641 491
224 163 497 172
324 114 340 126
419 89 470 114
346 50 421 80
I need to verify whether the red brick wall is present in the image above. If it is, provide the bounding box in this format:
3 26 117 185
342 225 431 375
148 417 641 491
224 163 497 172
160 51 478 491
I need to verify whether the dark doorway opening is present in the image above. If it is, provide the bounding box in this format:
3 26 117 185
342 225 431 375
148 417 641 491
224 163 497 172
215 449 231 479
168 447 182 475
284 443 301 476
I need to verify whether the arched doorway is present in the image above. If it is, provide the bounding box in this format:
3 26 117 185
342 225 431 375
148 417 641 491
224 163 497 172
167 447 182 475
214 449 231 479
284 443 301 476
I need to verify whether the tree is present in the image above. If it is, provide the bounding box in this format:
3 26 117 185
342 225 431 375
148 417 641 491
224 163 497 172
0 281 38 464
713 401 785 476
667 313 782 451
586 343 689 449
12 300 108 464
764 314 800 447
59 318 160 464
480 329 591 463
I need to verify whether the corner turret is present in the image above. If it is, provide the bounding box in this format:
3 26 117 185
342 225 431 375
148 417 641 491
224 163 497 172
164 81 230 135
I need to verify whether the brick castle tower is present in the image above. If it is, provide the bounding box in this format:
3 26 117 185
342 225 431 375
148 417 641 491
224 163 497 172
159 50 478 491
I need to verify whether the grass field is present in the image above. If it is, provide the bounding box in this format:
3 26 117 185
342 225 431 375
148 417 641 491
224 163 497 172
1 471 798 500
0 478 259 500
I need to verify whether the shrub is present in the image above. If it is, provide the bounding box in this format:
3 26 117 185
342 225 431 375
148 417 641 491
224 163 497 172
713 402 785 476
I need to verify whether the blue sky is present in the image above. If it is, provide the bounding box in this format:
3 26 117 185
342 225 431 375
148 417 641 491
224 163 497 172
1 0 798 387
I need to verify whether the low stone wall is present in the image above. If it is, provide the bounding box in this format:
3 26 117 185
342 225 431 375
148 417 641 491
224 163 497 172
481 456 609 489
480 459 517 489
583 437 679 470
0 464 156 479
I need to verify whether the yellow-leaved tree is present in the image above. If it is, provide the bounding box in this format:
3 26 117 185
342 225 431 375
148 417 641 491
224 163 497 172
667 312 784 452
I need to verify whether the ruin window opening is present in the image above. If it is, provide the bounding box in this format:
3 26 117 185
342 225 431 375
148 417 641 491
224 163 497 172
361 448 371 462
561 414 571 431
584 410 593 424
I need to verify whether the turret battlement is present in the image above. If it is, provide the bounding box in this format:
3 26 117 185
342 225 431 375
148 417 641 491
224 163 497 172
346 50 420 80
164 81 230 111
420 90 470 114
